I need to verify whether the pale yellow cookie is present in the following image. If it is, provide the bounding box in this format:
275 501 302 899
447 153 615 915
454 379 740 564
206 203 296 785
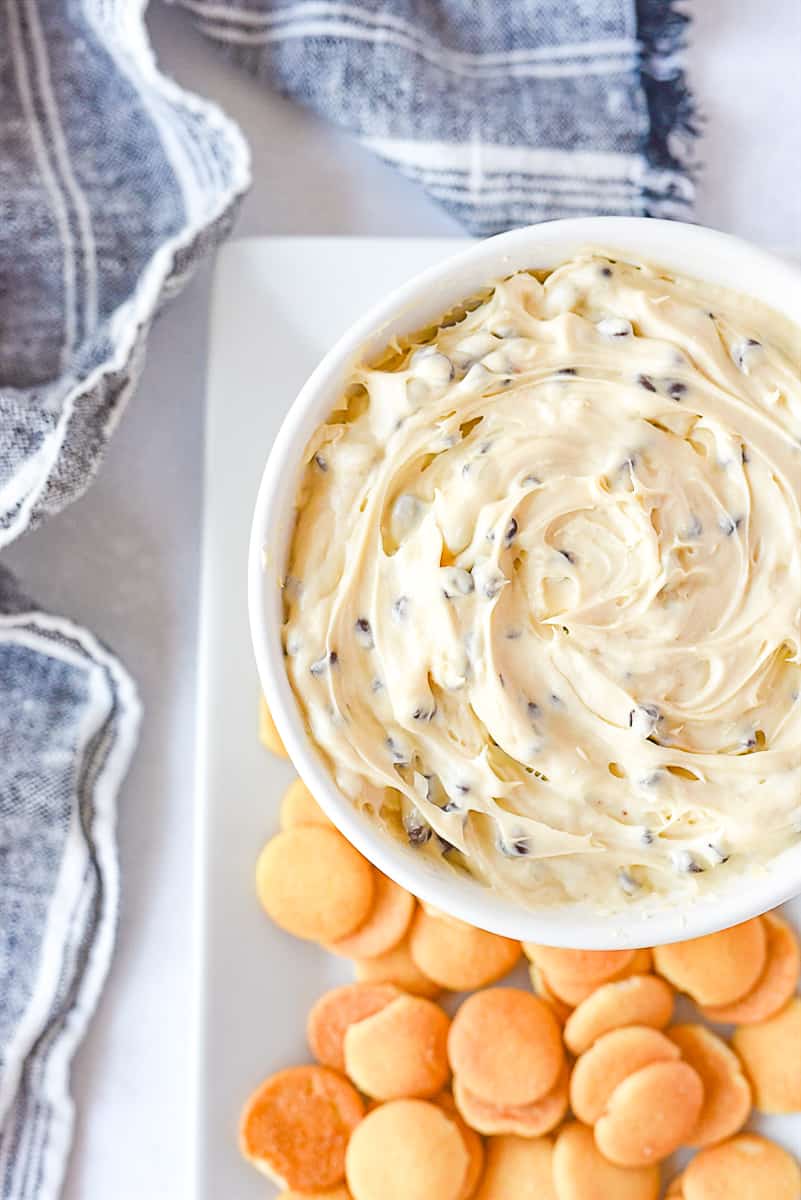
653 919 766 1006
533 947 655 1007
454 1062 569 1138
240 1065 363 1192
448 988 563 1106
666 1024 751 1146
354 932 441 998
256 826 374 942
280 777 334 829
552 1121 660 1200
434 1093 485 1200
732 996 801 1113
259 694 288 757
570 1026 680 1124
409 908 521 991
307 982 401 1072
327 874 415 960
528 962 574 1026
474 1134 556 1200
594 1059 704 1167
345 1099 468 1200
682 1133 801 1200
344 995 450 1101
702 912 800 1025
523 945 635 984
564 975 674 1056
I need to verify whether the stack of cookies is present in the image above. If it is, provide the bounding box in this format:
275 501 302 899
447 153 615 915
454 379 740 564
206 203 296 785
248 710 801 1199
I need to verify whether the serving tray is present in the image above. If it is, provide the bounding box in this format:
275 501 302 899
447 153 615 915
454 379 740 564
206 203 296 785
194 237 801 1198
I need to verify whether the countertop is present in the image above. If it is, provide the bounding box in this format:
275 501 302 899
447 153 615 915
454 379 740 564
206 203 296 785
3 2 800 1196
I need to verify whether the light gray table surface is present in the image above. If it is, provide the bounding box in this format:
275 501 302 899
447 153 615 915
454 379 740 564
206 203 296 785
4 2 800 1197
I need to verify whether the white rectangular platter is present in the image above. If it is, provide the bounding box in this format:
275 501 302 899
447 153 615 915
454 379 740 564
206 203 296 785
194 237 801 1199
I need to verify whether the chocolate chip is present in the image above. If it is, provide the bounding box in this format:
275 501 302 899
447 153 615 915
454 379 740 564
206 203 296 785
407 823 432 847
600 266 613 278
558 548 576 564
386 736 409 764
638 374 657 393
521 473 541 486
504 517 518 547
641 829 655 845
557 367 577 377
505 629 522 640
741 445 750 464
685 514 703 539
313 452 328 471
668 381 687 400
498 673 505 688
392 595 410 621
310 654 330 676
527 701 540 719
328 650 338 665
719 514 742 536
435 834 456 856
412 703 437 721
354 618 373 648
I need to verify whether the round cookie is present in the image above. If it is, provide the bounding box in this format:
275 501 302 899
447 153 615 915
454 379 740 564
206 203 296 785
434 1093 485 1200
666 1024 751 1146
454 1062 569 1138
259 695 288 757
343 995 450 1101
327 874 415 959
564 975 674 1056
702 912 800 1025
345 1099 469 1200
528 962 574 1025
240 1065 364 1191
449 988 563 1106
523 945 635 984
409 908 521 991
354 932 441 998
594 1059 704 1166
653 919 766 1006
532 947 654 1007
732 996 801 1113
256 826 374 942
682 1133 801 1200
280 777 334 829
307 982 401 1072
552 1121 660 1200
474 1134 557 1200
570 1026 680 1124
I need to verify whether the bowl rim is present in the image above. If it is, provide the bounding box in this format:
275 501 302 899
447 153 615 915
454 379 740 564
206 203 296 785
248 216 801 948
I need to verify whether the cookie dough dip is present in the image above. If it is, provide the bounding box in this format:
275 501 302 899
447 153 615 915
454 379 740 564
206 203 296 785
282 252 801 909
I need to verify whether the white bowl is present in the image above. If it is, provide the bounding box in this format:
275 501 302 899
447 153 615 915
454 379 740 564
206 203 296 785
249 217 801 948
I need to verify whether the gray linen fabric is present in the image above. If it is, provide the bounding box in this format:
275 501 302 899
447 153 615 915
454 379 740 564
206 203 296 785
179 0 697 235
0 3 248 1197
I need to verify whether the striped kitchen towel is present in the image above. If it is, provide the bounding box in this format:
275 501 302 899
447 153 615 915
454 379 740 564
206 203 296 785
0 3 246 1197
0 568 140 1200
179 0 697 235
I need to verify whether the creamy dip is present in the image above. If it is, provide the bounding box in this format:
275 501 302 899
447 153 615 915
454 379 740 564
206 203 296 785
282 253 801 907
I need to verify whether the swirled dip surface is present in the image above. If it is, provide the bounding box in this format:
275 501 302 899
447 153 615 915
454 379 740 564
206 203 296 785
283 254 801 907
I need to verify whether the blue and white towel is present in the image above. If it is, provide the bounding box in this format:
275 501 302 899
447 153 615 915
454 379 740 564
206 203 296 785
0 1 695 1196
181 0 697 235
